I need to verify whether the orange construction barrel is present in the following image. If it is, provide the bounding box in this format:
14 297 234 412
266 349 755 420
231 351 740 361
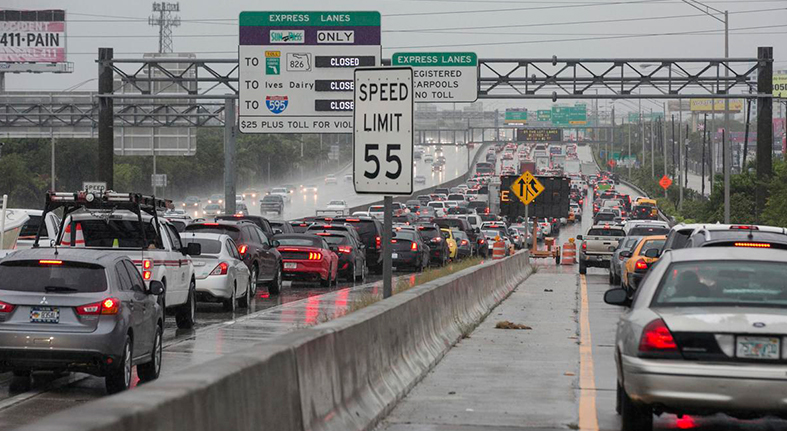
561 238 577 265
492 237 506 260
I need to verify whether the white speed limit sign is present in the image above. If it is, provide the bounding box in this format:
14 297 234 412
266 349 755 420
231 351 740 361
353 67 414 195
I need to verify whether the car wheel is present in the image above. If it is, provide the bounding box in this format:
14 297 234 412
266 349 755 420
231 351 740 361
268 265 282 295
616 381 623 415
621 386 653 431
354 262 365 282
138 324 163 382
9 370 31 393
579 259 587 275
175 281 196 329
222 283 236 313
321 272 331 287
249 266 258 295
238 275 251 308
346 264 355 282
105 336 132 394
608 269 615 284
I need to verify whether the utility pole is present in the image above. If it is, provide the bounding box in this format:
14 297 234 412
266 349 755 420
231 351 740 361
149 2 181 53
98 48 114 190
702 114 707 196
723 10 731 223
679 108 683 209
663 103 668 197
627 120 632 178
650 109 655 178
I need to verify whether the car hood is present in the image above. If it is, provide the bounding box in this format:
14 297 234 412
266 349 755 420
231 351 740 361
654 307 787 334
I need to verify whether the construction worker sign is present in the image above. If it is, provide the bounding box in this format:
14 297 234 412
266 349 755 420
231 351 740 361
510 171 545 205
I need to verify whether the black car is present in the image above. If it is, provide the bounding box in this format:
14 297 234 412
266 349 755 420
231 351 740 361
432 218 479 255
452 229 473 259
259 195 284 216
416 224 449 266
333 216 385 274
216 215 273 237
309 231 366 282
392 228 430 271
393 213 417 225
468 201 489 214
185 221 283 294
476 231 490 258
269 220 295 235
305 223 365 247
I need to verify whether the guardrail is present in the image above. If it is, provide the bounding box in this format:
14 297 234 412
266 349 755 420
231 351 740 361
19 250 533 431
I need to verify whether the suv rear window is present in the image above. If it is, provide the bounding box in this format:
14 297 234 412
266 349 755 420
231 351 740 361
587 228 625 237
0 260 107 293
185 224 241 242
334 218 380 244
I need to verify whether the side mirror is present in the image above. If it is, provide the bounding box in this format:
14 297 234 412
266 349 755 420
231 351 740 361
148 280 165 296
643 248 660 258
271 239 280 248
604 288 631 307
619 250 632 258
576 235 583 241
184 242 201 256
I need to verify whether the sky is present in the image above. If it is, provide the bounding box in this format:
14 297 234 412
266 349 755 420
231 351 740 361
4 0 787 115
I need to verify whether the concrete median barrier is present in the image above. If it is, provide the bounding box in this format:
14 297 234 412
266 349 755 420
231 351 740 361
18 251 532 431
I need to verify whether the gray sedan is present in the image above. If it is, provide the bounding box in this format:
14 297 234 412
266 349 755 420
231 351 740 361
0 249 164 394
605 248 787 430
608 236 640 285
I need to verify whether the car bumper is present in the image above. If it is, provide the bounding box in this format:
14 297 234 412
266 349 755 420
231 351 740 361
392 251 421 267
622 354 787 414
195 275 233 300
0 320 126 373
282 260 329 280
580 253 611 268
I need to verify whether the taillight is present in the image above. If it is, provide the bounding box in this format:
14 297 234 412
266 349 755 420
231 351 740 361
142 259 153 280
238 244 248 256
460 240 468 246
639 319 678 353
411 242 418 251
338 246 352 254
0 300 15 313
582 242 587 250
478 239 485 244
76 298 120 315
376 236 381 249
210 262 229 276
39 260 62 265
431 237 442 243
635 259 648 270
308 252 323 260
734 242 770 248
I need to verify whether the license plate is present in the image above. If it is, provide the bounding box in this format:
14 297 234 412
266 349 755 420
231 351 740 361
736 336 780 360
284 262 297 269
30 307 59 324
392 253 398 259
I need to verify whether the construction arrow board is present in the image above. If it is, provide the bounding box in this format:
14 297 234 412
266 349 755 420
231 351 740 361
238 11 381 134
499 175 570 220
391 52 478 103
353 67 414 195
510 171 544 205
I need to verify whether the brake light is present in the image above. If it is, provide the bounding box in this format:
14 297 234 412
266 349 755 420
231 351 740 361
635 259 648 270
478 239 485 244
210 262 229 276
411 242 419 251
142 259 153 280
734 242 770 248
730 225 758 230
639 319 678 353
346 218 360 222
0 300 15 313
460 240 468 246
316 233 331 236
582 242 587 250
431 237 442 243
39 260 62 265
338 246 352 254
76 297 120 315
101 298 120 314
238 244 248 256
376 236 381 249
308 252 322 260
202 223 219 226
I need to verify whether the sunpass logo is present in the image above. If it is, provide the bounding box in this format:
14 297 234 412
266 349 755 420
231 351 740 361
270 30 305 44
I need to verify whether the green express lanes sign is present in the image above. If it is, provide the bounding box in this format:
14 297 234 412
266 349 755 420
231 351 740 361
516 128 562 142
504 109 528 124
551 105 587 126
391 52 478 103
238 11 381 134
537 110 551 122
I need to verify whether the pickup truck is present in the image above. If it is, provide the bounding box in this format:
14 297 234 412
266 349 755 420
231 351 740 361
577 225 626 274
35 191 202 329
260 195 284 216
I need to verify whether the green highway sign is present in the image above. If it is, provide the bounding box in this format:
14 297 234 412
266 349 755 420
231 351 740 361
504 110 528 124
551 105 587 126
391 52 478 103
537 110 551 122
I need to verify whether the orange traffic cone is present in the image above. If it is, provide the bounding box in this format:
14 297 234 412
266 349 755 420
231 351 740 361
61 224 72 246
74 223 85 247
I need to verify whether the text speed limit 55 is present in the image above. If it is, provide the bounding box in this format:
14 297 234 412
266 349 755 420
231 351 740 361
361 144 403 180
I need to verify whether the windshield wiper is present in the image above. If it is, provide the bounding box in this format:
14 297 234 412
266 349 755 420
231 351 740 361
44 286 79 293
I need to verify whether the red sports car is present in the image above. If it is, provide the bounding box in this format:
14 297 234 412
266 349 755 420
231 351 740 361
273 234 338 286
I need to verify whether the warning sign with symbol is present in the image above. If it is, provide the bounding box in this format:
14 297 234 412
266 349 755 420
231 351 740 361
510 171 545 205
659 175 673 190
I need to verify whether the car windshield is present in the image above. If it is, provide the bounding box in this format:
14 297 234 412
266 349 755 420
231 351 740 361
271 188 286 194
629 226 670 236
182 238 222 254
652 261 787 308
0 260 107 293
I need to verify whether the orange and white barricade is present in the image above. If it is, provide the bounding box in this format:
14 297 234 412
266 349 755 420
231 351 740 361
492 237 506 260
561 238 576 265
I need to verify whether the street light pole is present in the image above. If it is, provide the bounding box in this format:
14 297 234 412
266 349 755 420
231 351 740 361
723 9 731 223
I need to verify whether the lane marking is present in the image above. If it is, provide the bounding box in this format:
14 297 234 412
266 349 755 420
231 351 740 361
579 274 599 431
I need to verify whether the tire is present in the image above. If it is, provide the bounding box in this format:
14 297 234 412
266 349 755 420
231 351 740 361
616 381 623 415
268 264 282 295
175 281 196 330
555 252 561 265
222 283 236 313
621 386 653 431
609 269 615 284
106 336 132 394
321 272 331 287
579 259 587 275
614 271 621 285
346 264 355 282
249 266 258 295
138 325 163 382
354 263 366 282
238 275 252 308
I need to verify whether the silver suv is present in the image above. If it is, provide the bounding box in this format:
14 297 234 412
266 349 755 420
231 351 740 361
0 248 164 394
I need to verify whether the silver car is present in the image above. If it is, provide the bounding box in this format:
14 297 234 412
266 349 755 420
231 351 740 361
182 232 252 313
605 248 787 430
609 236 640 285
0 248 164 394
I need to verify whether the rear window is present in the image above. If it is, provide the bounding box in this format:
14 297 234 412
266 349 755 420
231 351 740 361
77 219 160 248
653 261 787 308
185 225 241 242
629 227 670 236
418 227 439 239
595 213 615 221
19 216 43 238
182 238 222 254
394 231 417 241
262 196 281 202
320 234 350 245
0 260 107 293
276 237 321 247
434 219 463 229
587 228 625 237
335 219 379 243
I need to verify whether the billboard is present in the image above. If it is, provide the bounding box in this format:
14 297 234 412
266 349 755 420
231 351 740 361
775 74 787 99
516 127 561 142
689 99 743 113
0 9 66 63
